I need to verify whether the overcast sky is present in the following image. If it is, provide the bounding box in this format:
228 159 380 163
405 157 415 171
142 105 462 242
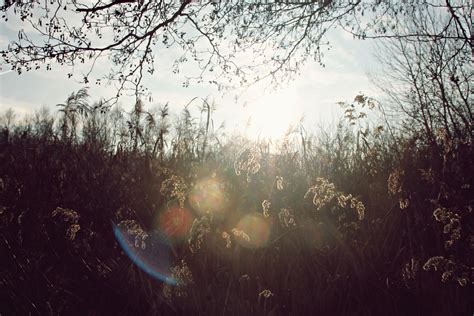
0 9 380 139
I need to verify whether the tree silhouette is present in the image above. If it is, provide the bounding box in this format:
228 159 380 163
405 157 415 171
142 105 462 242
372 2 472 144
0 0 471 103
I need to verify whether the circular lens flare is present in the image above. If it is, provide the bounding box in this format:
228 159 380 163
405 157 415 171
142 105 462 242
113 223 176 285
157 207 194 241
235 214 271 248
189 178 228 216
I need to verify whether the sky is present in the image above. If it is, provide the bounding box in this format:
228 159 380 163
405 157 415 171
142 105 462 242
0 5 380 140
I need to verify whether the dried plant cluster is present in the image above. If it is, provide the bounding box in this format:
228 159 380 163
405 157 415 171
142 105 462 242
51 207 81 241
163 260 194 303
117 219 149 250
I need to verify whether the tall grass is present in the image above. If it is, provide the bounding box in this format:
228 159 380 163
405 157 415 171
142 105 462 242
0 92 472 315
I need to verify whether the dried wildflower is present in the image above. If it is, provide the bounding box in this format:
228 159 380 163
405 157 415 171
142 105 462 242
337 194 352 208
306 178 365 222
441 270 454 283
188 215 212 253
350 198 357 209
387 168 404 195
373 125 384 136
422 256 472 286
160 175 188 208
234 146 262 182
239 274 250 282
354 94 366 104
354 201 365 220
419 168 435 184
51 207 81 241
447 223 461 238
117 220 148 249
52 207 79 223
276 176 284 191
278 208 296 228
259 289 274 298
433 207 449 222
399 198 409 210
443 214 461 230
231 228 250 242
348 197 365 220
457 276 469 286
262 200 271 218
66 224 81 241
162 284 172 301
401 258 419 288
423 256 452 272
222 231 232 248
163 260 194 302
172 260 194 287
432 207 462 249
305 177 337 211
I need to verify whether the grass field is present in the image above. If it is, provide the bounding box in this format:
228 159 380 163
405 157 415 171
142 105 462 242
1 94 472 315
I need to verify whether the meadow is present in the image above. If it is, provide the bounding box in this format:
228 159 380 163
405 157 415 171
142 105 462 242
0 90 472 315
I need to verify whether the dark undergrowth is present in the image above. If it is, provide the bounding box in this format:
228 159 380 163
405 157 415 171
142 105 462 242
0 93 472 315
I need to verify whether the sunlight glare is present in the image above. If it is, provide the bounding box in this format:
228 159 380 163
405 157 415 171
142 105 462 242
235 214 270 248
243 87 301 139
189 177 228 216
156 207 194 241
113 224 176 284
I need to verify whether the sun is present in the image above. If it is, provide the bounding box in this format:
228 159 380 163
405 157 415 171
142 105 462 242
243 87 302 140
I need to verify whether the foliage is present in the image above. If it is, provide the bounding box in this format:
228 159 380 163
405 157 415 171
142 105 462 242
1 0 470 101
0 89 472 314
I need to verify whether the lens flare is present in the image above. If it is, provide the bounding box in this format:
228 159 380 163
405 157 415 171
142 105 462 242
235 214 271 248
156 207 194 241
189 178 228 216
113 223 176 285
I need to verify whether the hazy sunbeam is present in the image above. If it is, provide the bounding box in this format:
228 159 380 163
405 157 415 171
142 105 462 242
243 88 302 139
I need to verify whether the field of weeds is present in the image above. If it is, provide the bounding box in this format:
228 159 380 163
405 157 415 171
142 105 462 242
0 92 472 315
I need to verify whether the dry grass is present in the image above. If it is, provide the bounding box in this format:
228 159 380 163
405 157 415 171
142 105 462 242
0 100 472 315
